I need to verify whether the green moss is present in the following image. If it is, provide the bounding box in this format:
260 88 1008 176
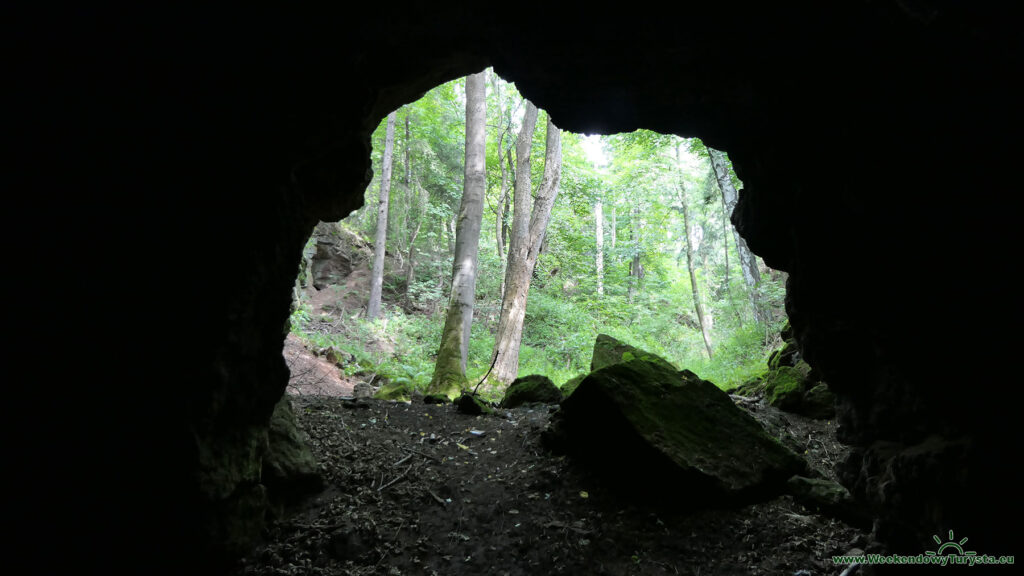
455 393 493 415
591 334 677 373
767 341 792 370
426 306 469 399
501 374 561 408
422 393 450 405
374 380 412 402
764 366 805 410
559 358 805 494
800 383 836 419
560 374 586 398
728 374 768 397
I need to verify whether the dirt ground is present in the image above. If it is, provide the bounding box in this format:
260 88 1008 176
283 333 358 397
233 349 866 576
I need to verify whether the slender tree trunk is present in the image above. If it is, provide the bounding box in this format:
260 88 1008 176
489 108 562 388
502 155 513 248
708 147 763 323
677 145 714 358
627 206 641 303
610 206 617 257
446 216 455 258
366 111 397 320
428 72 487 398
399 109 412 257
403 216 422 310
595 199 604 296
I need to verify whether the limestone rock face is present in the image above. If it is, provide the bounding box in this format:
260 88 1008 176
310 222 370 290
501 375 561 408
546 358 806 506
62 3 1018 569
263 397 323 501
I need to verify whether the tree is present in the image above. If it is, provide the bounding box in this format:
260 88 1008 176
708 146 763 323
595 199 604 296
676 143 714 359
366 111 397 320
490 74 517 299
489 105 562 387
427 72 487 398
627 205 642 303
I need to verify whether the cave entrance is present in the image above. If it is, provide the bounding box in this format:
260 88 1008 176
283 70 787 402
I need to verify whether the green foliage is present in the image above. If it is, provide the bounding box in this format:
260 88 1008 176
294 69 790 398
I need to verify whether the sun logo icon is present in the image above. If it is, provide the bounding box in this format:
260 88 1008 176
925 531 977 557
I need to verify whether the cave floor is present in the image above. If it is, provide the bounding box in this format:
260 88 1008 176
233 391 864 576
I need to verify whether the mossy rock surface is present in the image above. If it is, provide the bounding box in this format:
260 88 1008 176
546 358 806 506
786 476 869 528
501 374 561 408
800 383 836 419
728 375 767 397
373 379 411 402
263 397 323 501
422 393 450 405
764 366 806 410
590 334 677 373
560 374 586 399
455 393 493 415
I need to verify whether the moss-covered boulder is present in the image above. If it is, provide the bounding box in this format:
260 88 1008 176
422 393 450 405
501 374 561 408
786 476 870 528
263 397 323 503
455 393 493 415
560 374 586 399
762 363 835 419
764 366 806 410
590 334 677 373
373 378 410 402
801 383 836 419
545 358 806 506
728 376 767 398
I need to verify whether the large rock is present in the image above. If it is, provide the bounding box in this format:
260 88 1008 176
590 334 676 373
786 476 870 529
764 365 806 411
310 222 370 290
262 397 323 502
545 358 806 506
560 373 586 399
501 374 561 408
763 363 835 419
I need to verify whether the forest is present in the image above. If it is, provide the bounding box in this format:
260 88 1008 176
250 71 866 576
289 69 787 399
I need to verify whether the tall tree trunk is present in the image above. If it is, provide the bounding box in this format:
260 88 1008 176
493 93 515 300
595 199 604 296
366 111 397 320
398 109 412 258
677 145 714 358
489 108 562 388
627 206 641 303
401 113 418 306
708 147 763 323
446 216 455 258
403 215 422 311
428 72 487 398
610 205 617 258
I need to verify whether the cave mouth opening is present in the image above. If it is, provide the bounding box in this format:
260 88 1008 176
283 69 789 404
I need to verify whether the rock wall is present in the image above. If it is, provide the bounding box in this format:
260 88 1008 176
35 4 1020 573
